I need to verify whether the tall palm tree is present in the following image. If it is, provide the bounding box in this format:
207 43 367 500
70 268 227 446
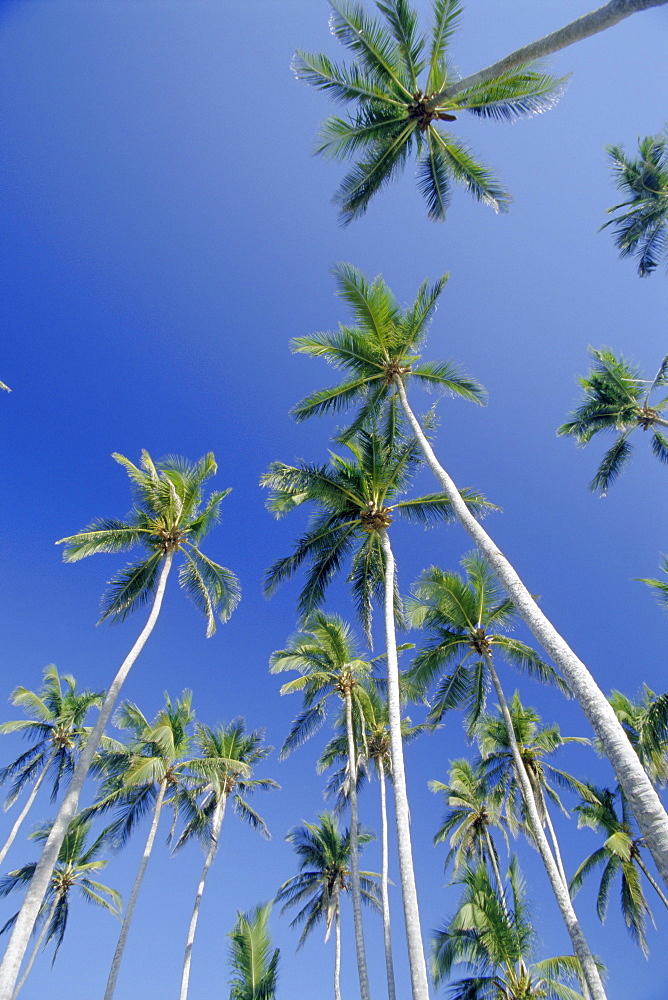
288 261 668 900
570 784 668 956
557 347 668 494
432 858 588 1000
606 685 668 787
0 816 121 997
601 128 668 276
177 720 278 1000
263 429 490 1000
0 665 104 867
407 552 606 1000
0 450 240 1000
94 692 197 1000
271 612 374 1000
276 812 379 1000
294 0 563 222
228 901 279 1000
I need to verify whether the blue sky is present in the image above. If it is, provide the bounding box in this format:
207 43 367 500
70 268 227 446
1 1 668 998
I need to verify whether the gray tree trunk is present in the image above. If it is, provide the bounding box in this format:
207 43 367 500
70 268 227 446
334 904 342 1000
379 529 431 1000
11 896 58 999
394 377 668 891
378 760 397 1000
0 554 174 1000
344 691 372 1000
0 763 52 869
103 777 168 1000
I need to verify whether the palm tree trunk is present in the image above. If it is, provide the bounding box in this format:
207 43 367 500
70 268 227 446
0 553 174 1000
179 795 227 1000
334 903 342 1000
394 377 668 892
483 826 509 915
344 689 372 1000
104 777 168 1000
378 759 397 1000
0 762 53 868
482 649 607 1000
379 529 431 1000
434 0 667 101
11 896 58 999
636 855 668 909
542 799 569 889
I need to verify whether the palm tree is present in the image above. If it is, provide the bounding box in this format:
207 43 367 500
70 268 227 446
432 858 588 1000
288 261 668 901
601 128 668 276
178 720 278 1000
607 685 668 787
0 450 240 1000
0 665 104 867
94 692 197 1000
475 694 591 888
276 812 379 1000
570 784 668 956
0 815 121 997
263 429 490 1000
228 901 279 1000
294 0 563 222
271 612 374 1000
407 552 606 1000
557 347 668 493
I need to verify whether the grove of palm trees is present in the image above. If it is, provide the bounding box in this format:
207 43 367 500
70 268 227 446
1 1 667 999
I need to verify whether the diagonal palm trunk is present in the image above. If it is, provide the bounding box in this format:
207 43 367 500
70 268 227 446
482 648 606 1000
103 776 169 1000
179 794 227 1000
379 529 430 1000
0 554 174 1000
11 895 58 1000
394 377 668 892
343 687 372 1000
0 762 53 869
377 758 397 1000
334 903 342 1000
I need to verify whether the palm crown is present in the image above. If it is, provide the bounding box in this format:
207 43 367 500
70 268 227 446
294 0 563 222
57 451 240 635
602 128 668 276
558 347 668 494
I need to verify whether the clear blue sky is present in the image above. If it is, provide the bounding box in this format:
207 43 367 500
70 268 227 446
1 1 667 998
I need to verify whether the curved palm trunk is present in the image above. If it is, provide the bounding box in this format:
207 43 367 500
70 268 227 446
12 895 58 1000
394 378 668 891
378 759 397 1000
0 554 174 1000
0 763 53 869
437 0 667 101
541 797 569 889
334 903 342 1000
483 649 607 1000
483 827 509 916
636 856 668 909
379 529 430 1000
179 795 227 1000
104 777 168 1000
344 690 372 1000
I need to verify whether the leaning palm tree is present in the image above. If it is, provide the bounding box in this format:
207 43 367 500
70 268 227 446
407 552 606 1000
432 858 588 1000
0 815 121 998
270 612 375 1000
570 784 668 956
177 720 278 1000
0 665 104 867
601 128 668 276
557 347 668 494
276 812 379 1000
263 428 490 1000
228 901 280 1000
0 450 241 1000
295 0 564 222
288 261 668 901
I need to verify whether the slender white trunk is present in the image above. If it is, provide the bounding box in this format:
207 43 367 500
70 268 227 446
637 856 668 909
436 0 668 100
334 904 342 1000
344 690 371 1000
378 760 397 1000
0 765 52 869
379 529 430 1000
395 378 668 890
11 896 58 1000
542 799 569 890
484 650 607 1000
483 827 508 915
103 778 168 1000
0 554 174 1000
179 795 227 1000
